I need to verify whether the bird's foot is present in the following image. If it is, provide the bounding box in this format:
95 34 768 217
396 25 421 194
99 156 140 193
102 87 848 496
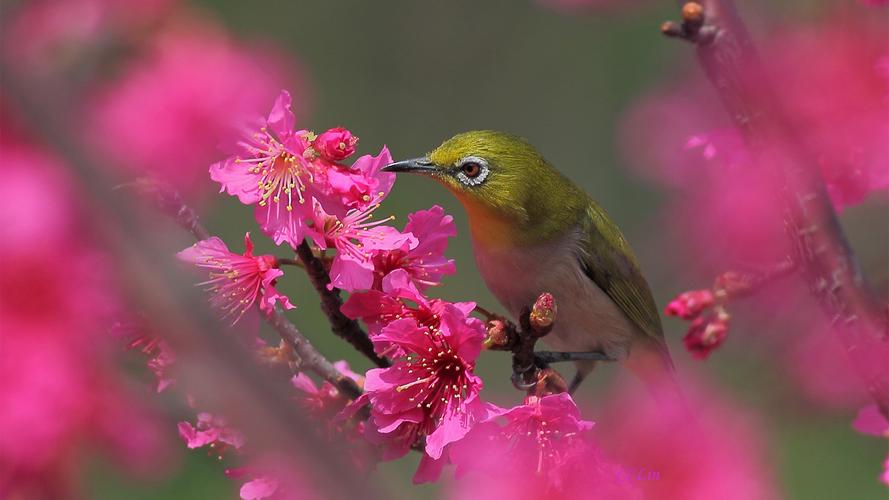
533 350 614 364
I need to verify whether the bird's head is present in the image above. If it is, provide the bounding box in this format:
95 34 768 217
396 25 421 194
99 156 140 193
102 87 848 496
383 131 586 246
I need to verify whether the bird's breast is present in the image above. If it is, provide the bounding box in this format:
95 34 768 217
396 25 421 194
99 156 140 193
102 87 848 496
472 229 637 359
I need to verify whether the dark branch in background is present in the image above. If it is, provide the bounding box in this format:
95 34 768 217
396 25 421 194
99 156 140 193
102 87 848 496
664 1 889 416
486 293 569 395
130 177 362 398
295 241 390 368
121 178 210 241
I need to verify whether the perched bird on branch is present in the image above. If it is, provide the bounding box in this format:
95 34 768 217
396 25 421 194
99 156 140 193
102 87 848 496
384 131 676 395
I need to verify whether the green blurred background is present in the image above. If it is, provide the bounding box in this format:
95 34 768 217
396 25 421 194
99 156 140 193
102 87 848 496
86 1 887 498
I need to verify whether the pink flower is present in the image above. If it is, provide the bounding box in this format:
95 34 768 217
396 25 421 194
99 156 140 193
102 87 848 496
446 393 630 497
123 329 177 393
178 412 245 454
342 269 476 355
177 233 294 323
0 144 171 493
852 404 889 487
450 393 592 476
240 476 279 500
307 199 416 292
89 19 303 197
347 292 488 471
4 0 175 74
595 380 779 500
313 127 358 161
369 206 457 291
210 90 395 247
854 404 889 437
292 361 363 422
664 289 715 320
682 310 730 360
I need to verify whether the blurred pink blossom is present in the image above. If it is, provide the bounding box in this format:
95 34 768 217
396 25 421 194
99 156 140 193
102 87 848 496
446 394 630 498
682 309 730 360
664 289 715 320
0 143 172 494
178 412 246 454
4 0 176 73
594 380 779 500
90 19 306 198
852 404 889 487
177 233 294 323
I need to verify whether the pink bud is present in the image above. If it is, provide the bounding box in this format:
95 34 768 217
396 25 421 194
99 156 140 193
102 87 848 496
664 289 715 320
683 311 729 360
314 127 358 161
530 292 557 332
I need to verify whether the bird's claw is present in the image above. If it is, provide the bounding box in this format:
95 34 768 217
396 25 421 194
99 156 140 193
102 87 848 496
511 363 537 390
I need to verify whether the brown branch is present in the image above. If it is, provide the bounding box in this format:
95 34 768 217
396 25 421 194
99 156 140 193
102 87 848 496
486 293 568 395
125 178 364 397
295 240 390 368
664 1 889 416
267 307 362 399
121 178 210 241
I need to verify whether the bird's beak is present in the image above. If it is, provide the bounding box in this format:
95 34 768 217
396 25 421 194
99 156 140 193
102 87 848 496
382 157 438 175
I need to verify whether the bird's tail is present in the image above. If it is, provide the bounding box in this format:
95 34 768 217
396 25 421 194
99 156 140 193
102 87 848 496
624 338 688 413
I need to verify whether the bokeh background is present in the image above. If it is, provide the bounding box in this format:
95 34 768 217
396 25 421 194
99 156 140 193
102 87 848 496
3 0 887 498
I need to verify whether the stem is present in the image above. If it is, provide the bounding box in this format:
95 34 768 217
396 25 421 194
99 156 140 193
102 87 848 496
267 308 362 399
666 0 889 416
126 178 363 396
295 240 390 368
120 178 210 241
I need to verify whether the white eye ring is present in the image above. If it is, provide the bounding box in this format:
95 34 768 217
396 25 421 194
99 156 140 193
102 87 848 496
455 156 490 186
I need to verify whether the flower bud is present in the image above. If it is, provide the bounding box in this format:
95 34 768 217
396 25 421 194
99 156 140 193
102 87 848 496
530 292 557 332
664 289 715 320
485 319 510 348
314 127 358 161
683 310 729 360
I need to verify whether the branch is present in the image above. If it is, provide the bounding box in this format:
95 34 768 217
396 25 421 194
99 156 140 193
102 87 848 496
486 293 568 395
127 178 364 397
267 307 362 399
295 241 390 368
122 178 210 241
664 1 889 416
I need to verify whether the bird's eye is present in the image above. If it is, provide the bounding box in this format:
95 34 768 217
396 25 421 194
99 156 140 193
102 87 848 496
461 162 482 178
455 156 490 186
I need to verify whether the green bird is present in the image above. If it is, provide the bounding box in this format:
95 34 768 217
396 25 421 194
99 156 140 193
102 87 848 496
384 130 675 394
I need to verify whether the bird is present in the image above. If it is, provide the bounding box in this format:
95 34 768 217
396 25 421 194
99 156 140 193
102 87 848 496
383 130 676 395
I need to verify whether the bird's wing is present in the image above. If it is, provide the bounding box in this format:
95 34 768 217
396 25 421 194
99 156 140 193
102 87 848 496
576 201 666 344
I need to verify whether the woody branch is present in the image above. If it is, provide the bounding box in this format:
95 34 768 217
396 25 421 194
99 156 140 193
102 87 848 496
664 0 889 416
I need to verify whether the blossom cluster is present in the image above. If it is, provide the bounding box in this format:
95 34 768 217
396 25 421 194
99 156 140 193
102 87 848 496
169 89 633 494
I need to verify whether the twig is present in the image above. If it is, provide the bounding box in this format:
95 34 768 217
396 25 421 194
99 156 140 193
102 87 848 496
126 178 365 397
267 308 362 399
664 0 889 416
486 293 567 395
295 241 390 368
120 178 210 241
